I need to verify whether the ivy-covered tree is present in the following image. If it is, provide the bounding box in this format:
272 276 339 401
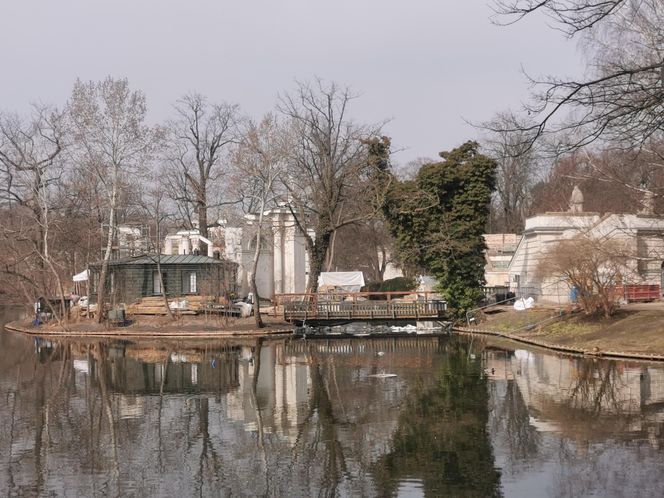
372 339 502 496
384 141 497 317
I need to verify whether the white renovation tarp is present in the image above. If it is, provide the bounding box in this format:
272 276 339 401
417 275 438 292
318 272 365 292
72 269 89 282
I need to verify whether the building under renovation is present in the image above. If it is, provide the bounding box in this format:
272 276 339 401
507 187 664 303
88 254 237 305
164 206 311 299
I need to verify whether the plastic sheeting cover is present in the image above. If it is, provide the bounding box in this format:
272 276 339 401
318 271 365 292
72 269 89 282
514 296 534 311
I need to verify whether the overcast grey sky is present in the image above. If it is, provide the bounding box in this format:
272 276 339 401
1 0 583 166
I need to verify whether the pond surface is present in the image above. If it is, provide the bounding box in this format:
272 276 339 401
2 306 664 497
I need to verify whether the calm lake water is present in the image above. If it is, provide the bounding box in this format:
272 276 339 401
2 306 664 497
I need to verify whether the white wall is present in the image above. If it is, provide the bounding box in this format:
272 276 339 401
508 213 600 303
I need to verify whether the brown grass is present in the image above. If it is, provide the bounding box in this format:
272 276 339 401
480 305 664 355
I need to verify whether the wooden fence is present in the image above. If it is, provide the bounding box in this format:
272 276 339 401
274 291 447 322
614 285 661 302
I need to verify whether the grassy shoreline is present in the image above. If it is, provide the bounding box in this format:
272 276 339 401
460 303 664 360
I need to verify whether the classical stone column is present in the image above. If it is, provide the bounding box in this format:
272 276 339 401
272 215 284 295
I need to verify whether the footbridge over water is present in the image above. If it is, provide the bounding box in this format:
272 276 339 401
273 291 447 325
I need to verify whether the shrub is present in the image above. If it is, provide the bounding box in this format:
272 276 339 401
363 276 417 293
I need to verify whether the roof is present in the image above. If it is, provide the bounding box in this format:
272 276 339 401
524 212 601 233
587 213 664 238
90 254 228 267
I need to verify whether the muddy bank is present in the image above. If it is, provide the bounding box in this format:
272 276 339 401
4 314 294 338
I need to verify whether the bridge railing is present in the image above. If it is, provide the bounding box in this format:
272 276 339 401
273 291 447 322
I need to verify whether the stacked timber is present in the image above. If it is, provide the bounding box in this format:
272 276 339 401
125 295 235 316
127 297 170 315
126 296 195 315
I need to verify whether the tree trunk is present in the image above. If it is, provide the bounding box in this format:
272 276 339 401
157 256 174 321
325 228 338 272
85 224 92 318
97 170 118 323
378 247 388 282
96 216 113 323
325 208 344 272
197 198 209 255
250 215 265 328
155 218 175 320
40 185 69 327
306 231 332 294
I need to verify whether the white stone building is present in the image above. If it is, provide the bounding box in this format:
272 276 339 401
164 229 217 257
164 207 311 299
507 188 664 304
222 207 312 298
483 233 521 287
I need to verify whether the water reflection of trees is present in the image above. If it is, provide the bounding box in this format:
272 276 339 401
567 360 625 414
243 336 502 497
372 340 502 497
0 334 507 496
487 348 664 497
527 356 658 437
489 378 541 475
16 332 664 497
0 335 73 496
269 345 405 497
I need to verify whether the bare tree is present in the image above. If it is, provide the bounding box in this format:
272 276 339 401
529 147 664 215
0 105 69 322
142 184 175 320
325 217 396 282
482 111 542 233
278 79 389 293
68 77 157 322
164 93 241 245
394 157 436 181
232 114 286 327
492 0 664 152
536 235 633 317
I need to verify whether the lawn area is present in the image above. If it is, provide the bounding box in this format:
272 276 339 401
474 304 664 355
479 307 564 332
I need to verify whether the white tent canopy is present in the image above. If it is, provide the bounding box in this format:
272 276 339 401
72 269 89 282
417 275 438 292
318 272 365 293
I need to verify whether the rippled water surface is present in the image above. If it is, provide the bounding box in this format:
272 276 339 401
2 306 664 497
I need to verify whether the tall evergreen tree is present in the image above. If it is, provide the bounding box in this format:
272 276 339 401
384 141 497 317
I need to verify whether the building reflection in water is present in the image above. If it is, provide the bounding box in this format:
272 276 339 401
485 348 664 497
62 340 308 436
484 349 664 435
6 321 664 497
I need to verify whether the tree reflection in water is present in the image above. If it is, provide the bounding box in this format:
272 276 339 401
487 348 664 497
489 378 541 476
372 339 501 497
4 317 664 497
